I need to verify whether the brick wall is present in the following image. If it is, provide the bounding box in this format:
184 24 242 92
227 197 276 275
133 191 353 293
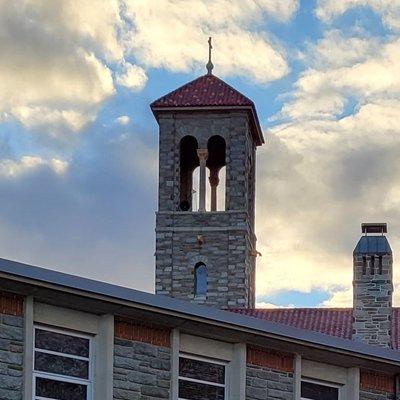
0 292 24 400
113 318 171 399
246 346 294 400
360 371 395 400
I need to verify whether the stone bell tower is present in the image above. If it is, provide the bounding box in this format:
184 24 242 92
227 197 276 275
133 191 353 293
352 223 393 347
150 47 264 309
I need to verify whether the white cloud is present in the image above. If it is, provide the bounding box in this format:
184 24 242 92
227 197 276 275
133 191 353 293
316 0 400 31
115 115 130 125
320 287 352 308
256 95 400 306
252 23 400 306
116 63 148 91
299 30 382 70
0 0 296 135
122 0 296 83
11 107 94 134
256 302 295 309
0 156 68 178
0 1 116 136
279 32 400 120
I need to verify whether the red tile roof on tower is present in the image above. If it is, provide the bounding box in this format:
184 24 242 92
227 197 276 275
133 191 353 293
230 307 400 350
151 74 254 108
150 74 264 145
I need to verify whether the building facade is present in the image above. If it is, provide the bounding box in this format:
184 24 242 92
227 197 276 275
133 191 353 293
0 71 400 400
0 260 400 400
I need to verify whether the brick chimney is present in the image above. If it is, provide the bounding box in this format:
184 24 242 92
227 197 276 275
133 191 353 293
352 223 393 348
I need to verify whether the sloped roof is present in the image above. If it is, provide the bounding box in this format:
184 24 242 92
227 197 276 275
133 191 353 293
231 308 400 350
150 74 264 146
151 74 254 108
354 235 392 254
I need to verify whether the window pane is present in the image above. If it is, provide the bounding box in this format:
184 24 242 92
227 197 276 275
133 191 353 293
179 379 224 400
301 381 339 400
179 357 225 384
195 264 207 296
35 352 89 379
35 329 89 357
36 377 87 400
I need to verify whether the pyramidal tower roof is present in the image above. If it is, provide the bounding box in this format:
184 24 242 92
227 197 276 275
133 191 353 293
150 74 264 146
151 74 254 108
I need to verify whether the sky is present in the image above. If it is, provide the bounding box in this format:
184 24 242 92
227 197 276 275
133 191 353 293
2 0 400 308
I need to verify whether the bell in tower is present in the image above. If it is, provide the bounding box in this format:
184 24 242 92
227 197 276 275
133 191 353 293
150 39 264 309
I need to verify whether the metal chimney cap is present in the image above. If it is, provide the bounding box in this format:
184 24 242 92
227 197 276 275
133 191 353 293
361 223 387 234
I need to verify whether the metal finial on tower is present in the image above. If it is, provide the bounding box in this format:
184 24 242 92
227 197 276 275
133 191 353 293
206 37 214 75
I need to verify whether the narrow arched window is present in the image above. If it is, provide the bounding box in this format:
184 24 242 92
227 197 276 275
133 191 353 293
194 262 207 296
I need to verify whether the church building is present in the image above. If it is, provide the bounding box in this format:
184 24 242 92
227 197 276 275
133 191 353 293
0 51 400 400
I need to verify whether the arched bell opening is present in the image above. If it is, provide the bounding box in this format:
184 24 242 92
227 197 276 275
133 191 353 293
179 136 199 211
207 135 226 211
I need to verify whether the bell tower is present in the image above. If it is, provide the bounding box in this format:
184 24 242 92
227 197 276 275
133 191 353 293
151 47 264 309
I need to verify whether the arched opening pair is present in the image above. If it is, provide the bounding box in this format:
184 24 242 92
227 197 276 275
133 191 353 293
179 135 226 212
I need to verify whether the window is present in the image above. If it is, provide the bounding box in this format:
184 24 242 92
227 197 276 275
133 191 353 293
301 379 339 400
33 325 92 400
178 355 226 400
194 262 207 296
300 359 355 400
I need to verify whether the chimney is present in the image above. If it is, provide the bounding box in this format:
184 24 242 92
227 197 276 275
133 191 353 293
352 223 393 348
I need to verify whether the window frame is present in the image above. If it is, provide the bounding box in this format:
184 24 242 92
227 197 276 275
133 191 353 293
178 352 228 400
300 377 343 400
32 324 93 400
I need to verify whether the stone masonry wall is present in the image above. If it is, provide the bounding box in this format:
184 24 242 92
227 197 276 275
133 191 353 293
0 292 24 400
113 318 171 400
353 253 393 347
246 347 294 400
156 211 255 308
155 112 257 308
360 388 395 400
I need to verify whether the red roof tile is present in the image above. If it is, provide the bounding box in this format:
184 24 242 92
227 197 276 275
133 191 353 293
151 74 254 108
230 308 400 350
150 74 264 146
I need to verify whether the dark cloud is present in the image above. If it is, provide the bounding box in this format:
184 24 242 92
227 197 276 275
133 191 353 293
0 124 157 292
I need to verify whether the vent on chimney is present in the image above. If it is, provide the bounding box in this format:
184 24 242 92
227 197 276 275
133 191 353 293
361 223 387 235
